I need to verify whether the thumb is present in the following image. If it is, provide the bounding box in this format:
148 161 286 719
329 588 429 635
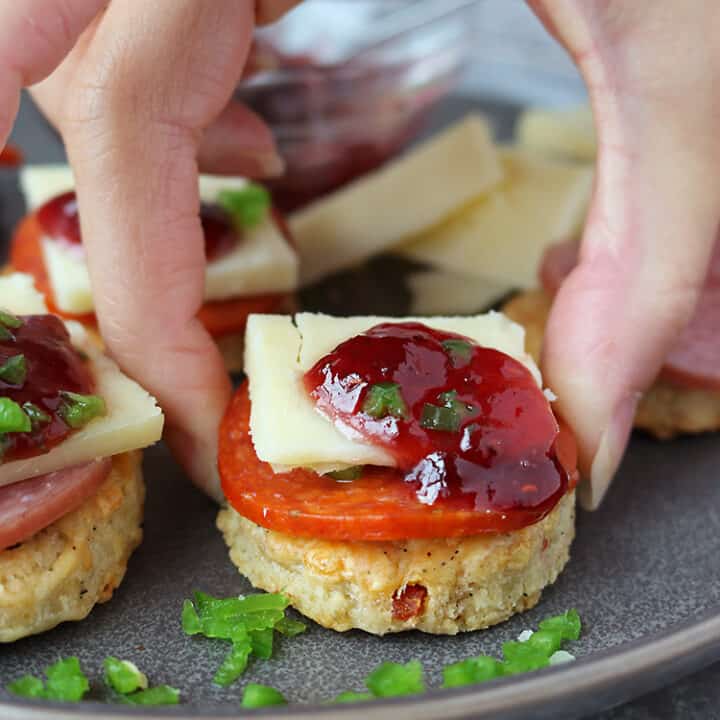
538 2 720 509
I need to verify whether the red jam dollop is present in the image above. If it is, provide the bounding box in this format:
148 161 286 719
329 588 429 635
304 322 569 515
35 191 238 262
0 315 94 460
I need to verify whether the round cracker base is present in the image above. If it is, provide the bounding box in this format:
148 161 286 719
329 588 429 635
217 491 575 635
0 451 145 642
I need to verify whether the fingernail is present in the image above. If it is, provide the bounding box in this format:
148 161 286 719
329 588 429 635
252 150 285 178
581 393 640 510
165 426 224 504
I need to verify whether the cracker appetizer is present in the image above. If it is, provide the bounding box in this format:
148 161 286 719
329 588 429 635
217 312 577 635
0 273 163 641
10 166 299 371
504 239 720 439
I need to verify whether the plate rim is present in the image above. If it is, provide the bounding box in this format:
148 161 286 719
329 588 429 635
3 604 719 720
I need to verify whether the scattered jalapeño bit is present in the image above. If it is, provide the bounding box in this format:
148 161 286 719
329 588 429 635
326 466 364 482
304 322 570 516
0 355 27 385
217 183 271 229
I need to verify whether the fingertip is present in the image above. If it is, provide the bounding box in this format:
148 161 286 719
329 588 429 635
541 259 636 506
581 392 640 510
164 424 225 504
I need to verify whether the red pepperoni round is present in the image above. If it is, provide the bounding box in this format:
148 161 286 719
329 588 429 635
0 459 111 550
197 294 290 338
218 385 578 541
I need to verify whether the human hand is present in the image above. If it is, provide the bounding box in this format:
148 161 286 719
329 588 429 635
528 0 720 508
0 0 299 501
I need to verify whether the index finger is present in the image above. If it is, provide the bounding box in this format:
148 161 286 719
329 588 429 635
60 0 257 497
0 0 105 147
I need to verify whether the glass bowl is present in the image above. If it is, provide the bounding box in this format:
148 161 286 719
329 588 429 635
237 0 481 212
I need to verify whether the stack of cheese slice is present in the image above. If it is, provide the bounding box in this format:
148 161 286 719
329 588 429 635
20 166 299 316
0 273 164 489
289 116 503 288
244 311 542 475
397 147 593 291
288 113 594 316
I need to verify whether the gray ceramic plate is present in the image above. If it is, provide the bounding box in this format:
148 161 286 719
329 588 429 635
1 96 719 720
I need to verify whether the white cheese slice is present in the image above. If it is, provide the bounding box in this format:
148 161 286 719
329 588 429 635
41 238 94 313
407 269 511 316
20 164 77 211
246 312 540 473
516 105 597 162
397 147 593 289
21 165 298 313
0 275 164 487
245 315 395 474
289 115 504 287
202 219 298 301
0 273 47 314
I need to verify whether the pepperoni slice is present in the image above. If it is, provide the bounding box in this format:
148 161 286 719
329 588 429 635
11 213 291 338
218 385 578 541
539 238 720 390
0 458 111 551
0 145 22 167
197 294 289 338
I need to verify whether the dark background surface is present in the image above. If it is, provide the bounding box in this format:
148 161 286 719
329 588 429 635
0 94 719 719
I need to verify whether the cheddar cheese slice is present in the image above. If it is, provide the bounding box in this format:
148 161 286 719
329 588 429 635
289 115 504 287
245 312 540 474
397 148 593 289
0 274 164 487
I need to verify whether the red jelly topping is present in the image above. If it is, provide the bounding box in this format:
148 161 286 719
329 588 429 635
199 203 239 262
304 322 569 516
0 315 94 461
35 191 238 262
36 191 82 245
